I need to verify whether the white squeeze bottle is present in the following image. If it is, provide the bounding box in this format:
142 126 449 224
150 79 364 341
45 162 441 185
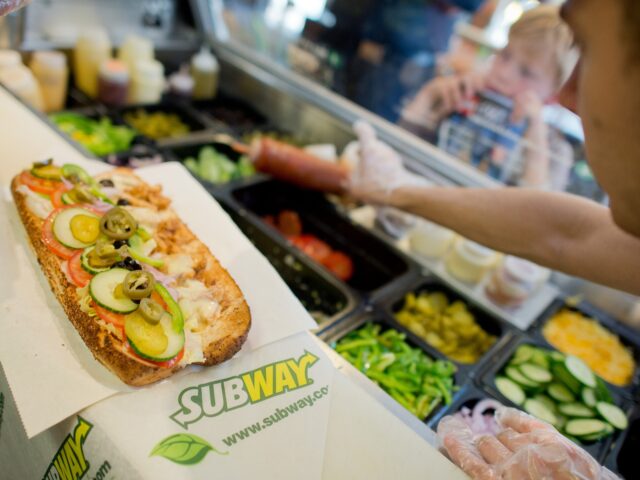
74 29 111 98
118 34 154 76
29 51 69 112
190 46 219 100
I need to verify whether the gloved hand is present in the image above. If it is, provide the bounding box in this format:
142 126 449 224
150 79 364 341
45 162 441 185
349 121 430 205
437 406 620 480
0 0 31 16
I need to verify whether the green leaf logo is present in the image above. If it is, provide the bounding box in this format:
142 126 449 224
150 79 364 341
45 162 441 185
150 433 228 465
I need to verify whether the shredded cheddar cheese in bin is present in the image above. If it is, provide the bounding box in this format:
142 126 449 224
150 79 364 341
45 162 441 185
542 309 636 386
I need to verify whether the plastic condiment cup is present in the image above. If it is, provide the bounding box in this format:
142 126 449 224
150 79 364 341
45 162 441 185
445 238 498 284
485 256 547 308
408 218 457 259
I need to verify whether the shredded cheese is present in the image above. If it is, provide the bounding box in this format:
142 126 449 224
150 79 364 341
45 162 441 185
542 309 635 386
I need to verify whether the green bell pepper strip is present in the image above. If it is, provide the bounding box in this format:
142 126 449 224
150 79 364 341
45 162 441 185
128 234 164 268
154 283 184 333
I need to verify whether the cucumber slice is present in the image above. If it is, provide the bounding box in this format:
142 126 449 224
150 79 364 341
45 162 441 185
565 355 596 388
89 268 138 314
524 398 557 425
549 351 565 363
530 350 550 370
126 312 185 362
495 377 525 405
80 247 110 275
506 366 540 388
551 363 582 394
548 383 575 403
564 418 610 438
511 345 536 365
581 388 597 408
558 403 595 418
519 363 552 384
579 423 614 442
533 394 557 413
53 207 100 249
595 402 628 430
595 377 614 403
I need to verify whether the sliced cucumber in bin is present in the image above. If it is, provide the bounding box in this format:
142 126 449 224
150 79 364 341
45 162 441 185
505 366 540 388
524 398 557 426
558 403 595 418
565 355 596 388
564 419 610 438
581 388 597 408
519 363 552 384
551 363 582 394
495 377 525 405
548 382 575 403
595 402 628 430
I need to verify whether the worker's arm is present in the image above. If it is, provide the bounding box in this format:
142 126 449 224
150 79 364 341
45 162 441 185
351 121 640 296
389 185 640 295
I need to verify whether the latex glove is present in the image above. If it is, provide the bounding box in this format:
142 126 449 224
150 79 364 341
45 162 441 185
349 121 430 205
438 406 620 480
0 0 30 16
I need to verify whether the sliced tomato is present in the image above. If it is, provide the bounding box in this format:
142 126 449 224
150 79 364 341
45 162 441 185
277 210 303 237
151 290 168 311
290 234 332 264
67 250 93 287
19 170 61 195
93 302 126 329
123 339 185 369
51 184 71 209
323 251 354 281
41 208 78 259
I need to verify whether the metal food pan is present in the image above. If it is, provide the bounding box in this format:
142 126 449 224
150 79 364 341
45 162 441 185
230 179 416 298
529 299 640 401
220 202 359 328
192 93 270 135
382 277 516 379
478 334 633 463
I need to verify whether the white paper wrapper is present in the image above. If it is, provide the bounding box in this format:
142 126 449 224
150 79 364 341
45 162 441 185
0 160 315 438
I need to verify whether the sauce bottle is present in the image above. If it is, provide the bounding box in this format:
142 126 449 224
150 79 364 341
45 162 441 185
98 59 129 107
118 34 153 78
74 29 111 98
190 47 219 100
29 51 68 112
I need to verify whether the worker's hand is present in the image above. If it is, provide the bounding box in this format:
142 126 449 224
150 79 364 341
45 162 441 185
438 406 620 480
401 72 486 129
349 121 430 205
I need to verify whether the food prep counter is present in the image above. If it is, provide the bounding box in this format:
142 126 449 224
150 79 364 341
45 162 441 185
2 22 640 477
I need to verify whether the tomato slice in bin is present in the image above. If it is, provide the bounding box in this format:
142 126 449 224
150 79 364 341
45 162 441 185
19 170 61 195
68 250 93 287
323 251 354 281
290 234 332 264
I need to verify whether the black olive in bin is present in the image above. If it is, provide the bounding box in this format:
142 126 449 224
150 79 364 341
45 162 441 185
220 203 358 328
385 278 514 378
320 312 464 423
604 405 640 480
231 180 414 297
478 335 634 463
102 144 165 168
529 299 640 402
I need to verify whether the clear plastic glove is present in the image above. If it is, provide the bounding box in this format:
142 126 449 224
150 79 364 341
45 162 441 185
349 121 430 205
437 406 620 480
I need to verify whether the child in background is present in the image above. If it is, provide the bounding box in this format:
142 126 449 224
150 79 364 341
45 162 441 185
400 5 576 190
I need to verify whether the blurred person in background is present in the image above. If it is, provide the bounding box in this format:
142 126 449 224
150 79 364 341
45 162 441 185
400 5 575 190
